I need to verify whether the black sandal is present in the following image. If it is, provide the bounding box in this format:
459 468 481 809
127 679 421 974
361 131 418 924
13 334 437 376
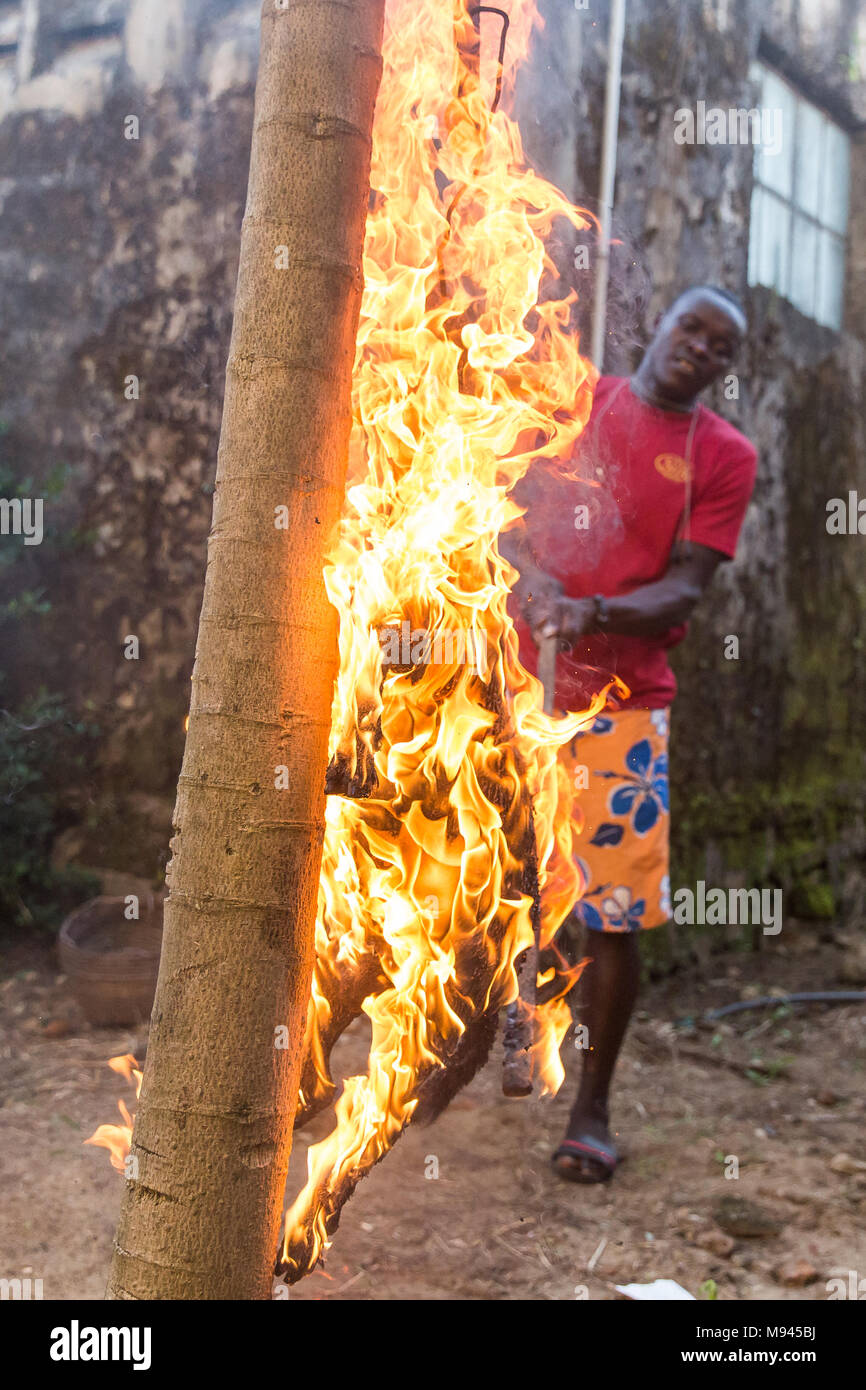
551 1135 620 1184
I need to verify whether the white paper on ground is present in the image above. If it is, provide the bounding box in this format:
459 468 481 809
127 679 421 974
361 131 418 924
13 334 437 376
615 1279 696 1301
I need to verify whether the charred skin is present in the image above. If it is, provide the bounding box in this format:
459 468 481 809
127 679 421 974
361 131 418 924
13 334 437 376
278 655 551 1283
411 1006 500 1126
293 952 386 1129
278 785 539 1283
278 845 536 1278
278 993 503 1285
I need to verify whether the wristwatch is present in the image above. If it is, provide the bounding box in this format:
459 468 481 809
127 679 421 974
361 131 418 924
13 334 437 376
592 594 609 630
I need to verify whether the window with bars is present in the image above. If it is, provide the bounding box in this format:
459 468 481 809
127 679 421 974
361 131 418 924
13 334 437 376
747 61 851 331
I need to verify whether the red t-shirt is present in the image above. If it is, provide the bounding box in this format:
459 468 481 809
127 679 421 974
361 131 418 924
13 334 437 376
512 375 757 710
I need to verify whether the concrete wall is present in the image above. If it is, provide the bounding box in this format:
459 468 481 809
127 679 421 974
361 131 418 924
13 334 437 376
523 0 866 949
1 0 864 943
0 0 258 875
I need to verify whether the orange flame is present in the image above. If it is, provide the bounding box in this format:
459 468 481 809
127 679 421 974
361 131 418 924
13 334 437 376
84 1054 142 1172
281 0 615 1279
89 0 620 1284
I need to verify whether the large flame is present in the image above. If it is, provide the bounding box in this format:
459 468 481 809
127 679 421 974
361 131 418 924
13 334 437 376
89 0 614 1285
280 0 609 1279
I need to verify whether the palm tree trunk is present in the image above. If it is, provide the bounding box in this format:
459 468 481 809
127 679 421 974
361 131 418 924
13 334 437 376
106 0 386 1301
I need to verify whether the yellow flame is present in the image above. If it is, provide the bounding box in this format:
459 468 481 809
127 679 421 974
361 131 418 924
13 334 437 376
281 0 616 1279
84 1054 142 1172
89 0 621 1285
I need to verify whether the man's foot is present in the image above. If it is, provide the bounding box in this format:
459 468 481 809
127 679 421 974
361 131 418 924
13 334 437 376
552 1109 620 1183
551 931 638 1184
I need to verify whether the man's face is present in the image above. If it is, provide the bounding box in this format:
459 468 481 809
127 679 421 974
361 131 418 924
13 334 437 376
645 292 744 403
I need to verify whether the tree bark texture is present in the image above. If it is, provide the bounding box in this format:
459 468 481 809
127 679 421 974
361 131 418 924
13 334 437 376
106 0 386 1300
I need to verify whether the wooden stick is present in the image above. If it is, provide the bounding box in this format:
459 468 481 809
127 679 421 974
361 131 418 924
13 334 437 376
501 635 557 1096
501 930 538 1097
537 633 557 715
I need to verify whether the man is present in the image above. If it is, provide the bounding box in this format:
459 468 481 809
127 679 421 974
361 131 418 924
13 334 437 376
501 285 757 1182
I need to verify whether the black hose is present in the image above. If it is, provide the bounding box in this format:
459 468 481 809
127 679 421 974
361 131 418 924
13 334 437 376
693 991 866 1024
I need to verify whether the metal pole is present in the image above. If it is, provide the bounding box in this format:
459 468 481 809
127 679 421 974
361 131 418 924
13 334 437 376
501 636 557 1096
590 0 627 371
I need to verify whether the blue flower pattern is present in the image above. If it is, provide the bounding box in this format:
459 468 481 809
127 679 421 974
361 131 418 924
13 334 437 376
600 886 646 931
589 737 669 845
572 882 646 933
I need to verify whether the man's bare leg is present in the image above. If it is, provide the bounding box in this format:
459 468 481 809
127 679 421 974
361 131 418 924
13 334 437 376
553 929 640 1182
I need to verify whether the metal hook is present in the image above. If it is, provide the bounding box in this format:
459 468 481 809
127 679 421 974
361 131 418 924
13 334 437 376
467 5 510 113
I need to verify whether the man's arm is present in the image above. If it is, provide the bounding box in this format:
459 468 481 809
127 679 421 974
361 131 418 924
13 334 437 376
528 542 726 645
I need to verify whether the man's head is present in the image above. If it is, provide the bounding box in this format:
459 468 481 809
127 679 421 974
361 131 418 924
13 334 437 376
636 286 747 407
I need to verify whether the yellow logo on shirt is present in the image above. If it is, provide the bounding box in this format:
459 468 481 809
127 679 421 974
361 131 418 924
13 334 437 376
654 453 693 483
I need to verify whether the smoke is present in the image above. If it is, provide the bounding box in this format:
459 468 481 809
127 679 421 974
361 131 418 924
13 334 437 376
498 0 654 588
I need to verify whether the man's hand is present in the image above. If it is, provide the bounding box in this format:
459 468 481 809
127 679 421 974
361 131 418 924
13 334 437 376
531 594 596 648
501 521 595 647
510 562 563 626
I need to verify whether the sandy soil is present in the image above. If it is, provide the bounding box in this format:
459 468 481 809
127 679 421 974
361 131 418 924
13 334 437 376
2 934 865 1301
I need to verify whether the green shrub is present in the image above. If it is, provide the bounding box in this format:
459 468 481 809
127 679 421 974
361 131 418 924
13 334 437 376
0 692 100 935
0 437 100 936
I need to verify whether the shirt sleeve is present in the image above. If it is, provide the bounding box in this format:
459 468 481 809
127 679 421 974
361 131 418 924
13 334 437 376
685 437 757 560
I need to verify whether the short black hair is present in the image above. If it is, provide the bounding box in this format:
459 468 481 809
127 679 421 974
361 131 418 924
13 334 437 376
673 284 747 323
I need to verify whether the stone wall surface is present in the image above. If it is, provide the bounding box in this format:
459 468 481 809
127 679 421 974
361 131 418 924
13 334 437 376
519 0 866 952
0 0 258 877
1 0 864 949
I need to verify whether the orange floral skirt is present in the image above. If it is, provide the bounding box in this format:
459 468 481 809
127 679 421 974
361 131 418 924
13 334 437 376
557 707 672 932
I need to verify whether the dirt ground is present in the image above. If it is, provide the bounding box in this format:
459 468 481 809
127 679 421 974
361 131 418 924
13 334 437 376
2 931 865 1301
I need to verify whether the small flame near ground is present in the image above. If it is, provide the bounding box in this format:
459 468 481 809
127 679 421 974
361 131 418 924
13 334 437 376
84 1054 142 1172
88 0 620 1283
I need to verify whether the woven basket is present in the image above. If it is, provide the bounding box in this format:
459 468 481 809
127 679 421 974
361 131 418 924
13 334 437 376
58 895 163 1026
